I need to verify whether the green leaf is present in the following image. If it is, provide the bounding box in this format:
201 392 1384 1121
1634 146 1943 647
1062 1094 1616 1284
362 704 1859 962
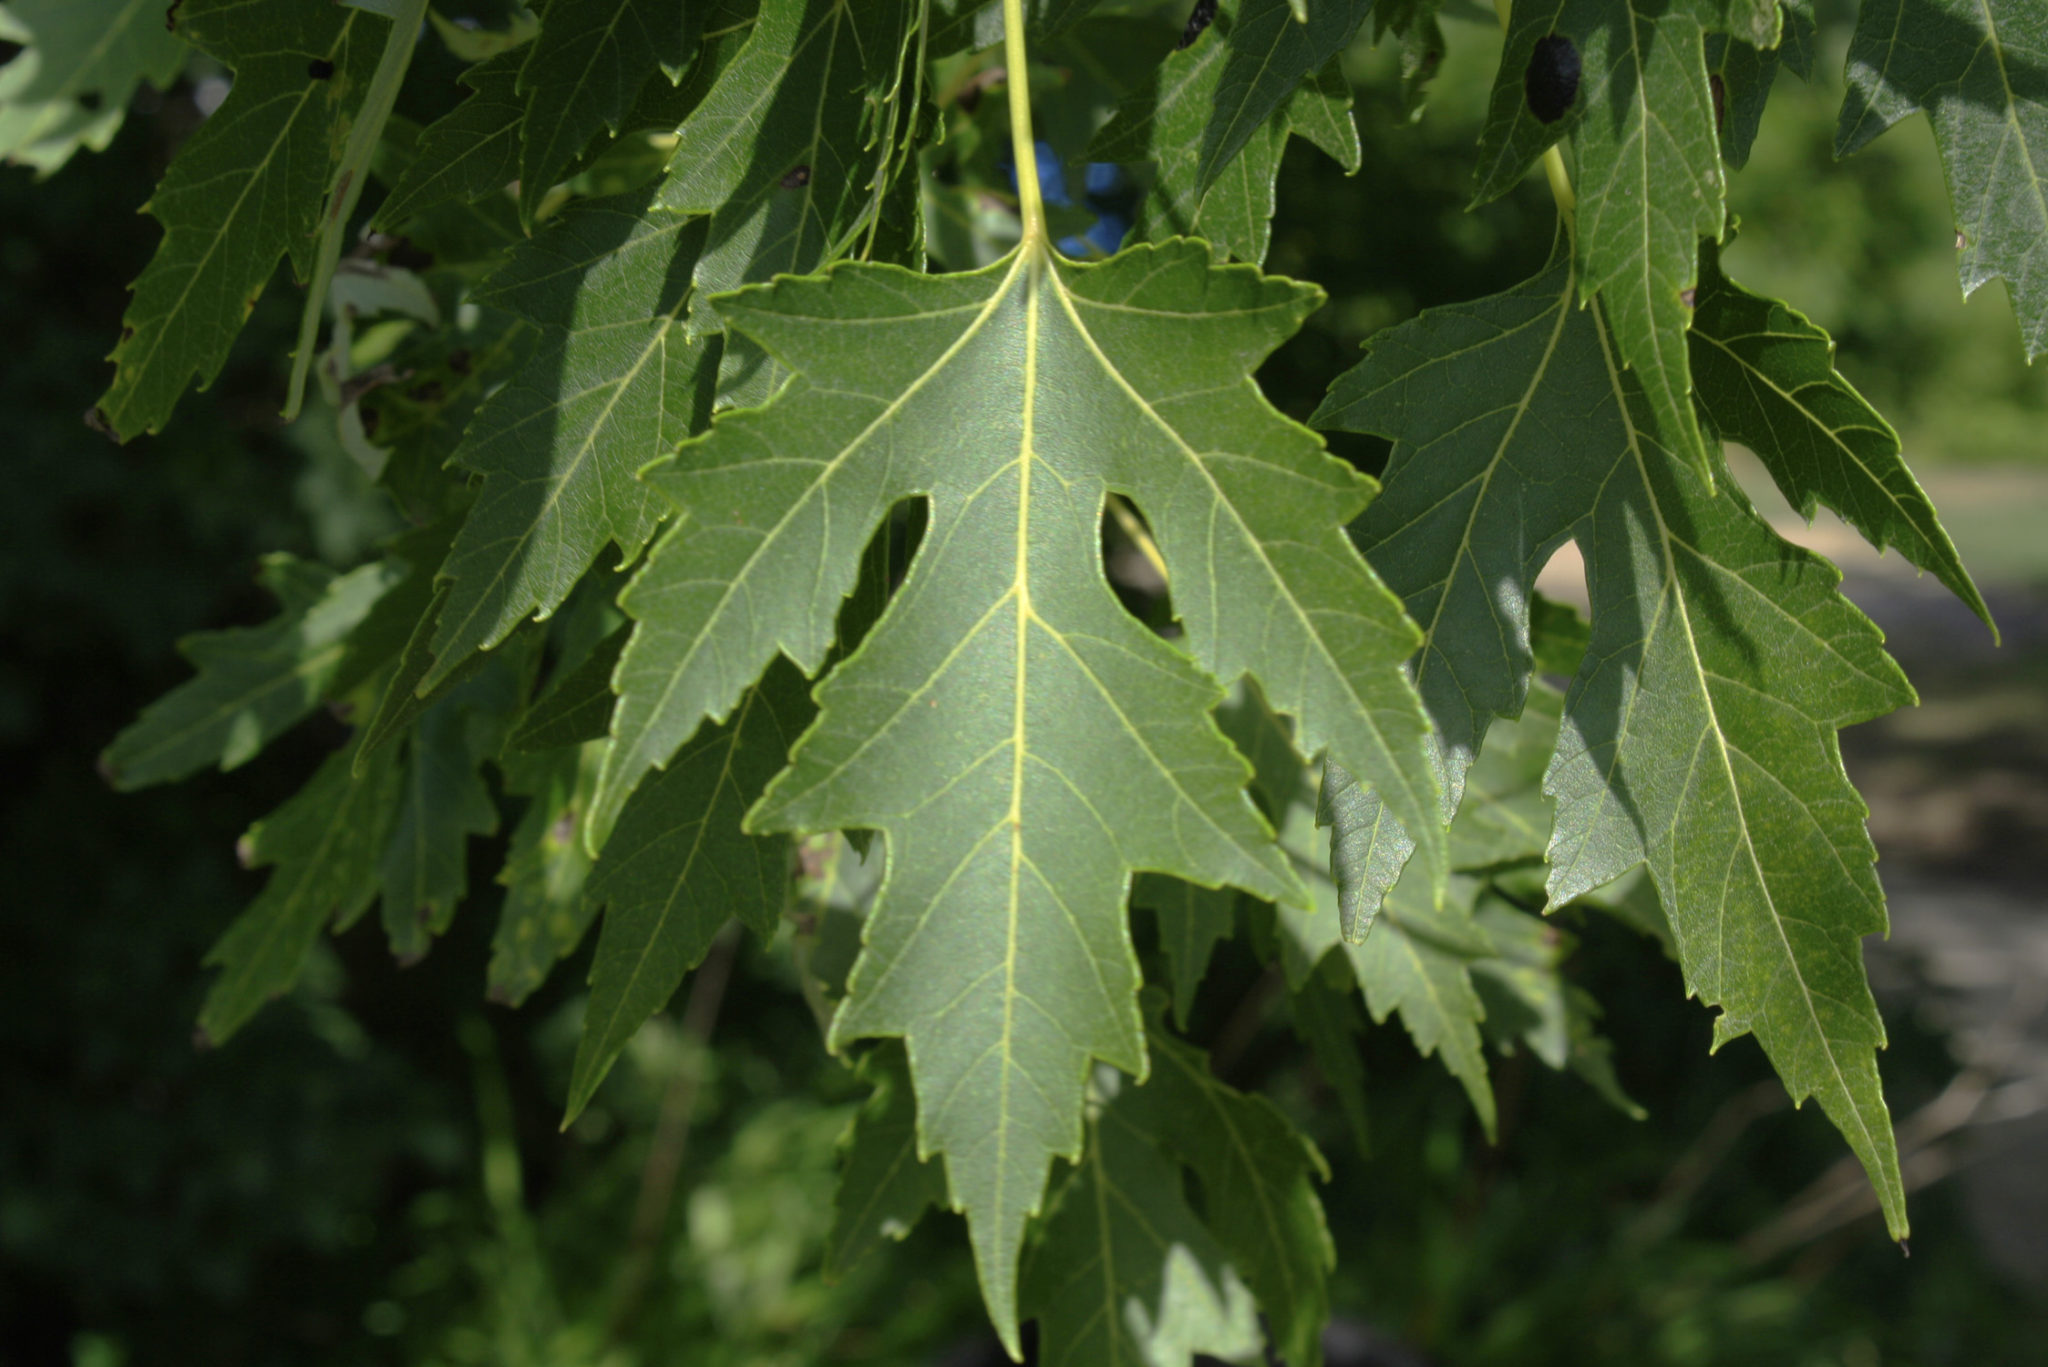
563 661 808 1122
1705 0 1815 170
1317 252 1916 1239
95 0 383 438
1134 875 1238 1028
0 0 185 174
1836 0 2048 356
515 0 697 221
1474 0 1728 480
377 695 504 963
1689 238 1993 635
376 48 526 229
1094 0 1365 201
1116 998 1333 1367
1021 1071 1264 1367
1091 7 1364 263
590 234 1435 1349
101 555 403 790
1470 894 1643 1118
1271 748 1500 1137
1285 953 1372 1156
825 1041 947 1281
487 743 602 1006
197 740 403 1045
657 0 915 312
506 625 629 753
421 196 718 689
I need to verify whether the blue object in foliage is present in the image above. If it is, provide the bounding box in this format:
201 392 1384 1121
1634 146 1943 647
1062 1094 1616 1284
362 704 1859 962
1006 141 1133 258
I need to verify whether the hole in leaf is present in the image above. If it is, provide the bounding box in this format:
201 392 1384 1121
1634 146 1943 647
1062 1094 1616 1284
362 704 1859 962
834 498 925 659
308 58 335 81
1100 495 1178 638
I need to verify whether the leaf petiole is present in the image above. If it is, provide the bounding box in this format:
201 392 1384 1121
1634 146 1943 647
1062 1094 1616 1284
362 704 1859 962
1002 0 1047 244
283 0 429 422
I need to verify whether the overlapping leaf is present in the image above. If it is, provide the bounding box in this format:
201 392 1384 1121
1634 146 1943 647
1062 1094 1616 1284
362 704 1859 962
377 48 527 230
1112 999 1332 1367
96 0 384 439
1317 251 1916 1238
198 740 401 1045
588 235 1436 1349
1475 0 1731 479
1133 874 1238 1026
1091 2 1365 263
656 0 916 311
421 196 718 687
0 0 185 174
1837 0 2048 356
825 1041 947 1280
1706 0 1815 169
487 743 602 1007
1021 1071 1264 1367
101 555 402 789
563 662 809 1120
1689 238 1992 632
514 0 696 220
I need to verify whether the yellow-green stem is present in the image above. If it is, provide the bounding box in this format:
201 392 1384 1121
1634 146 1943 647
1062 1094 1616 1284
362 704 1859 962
1002 0 1047 244
284 0 429 421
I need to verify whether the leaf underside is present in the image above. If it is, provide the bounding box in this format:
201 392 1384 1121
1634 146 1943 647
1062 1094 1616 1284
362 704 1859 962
592 235 1436 1350
1317 249 1914 1238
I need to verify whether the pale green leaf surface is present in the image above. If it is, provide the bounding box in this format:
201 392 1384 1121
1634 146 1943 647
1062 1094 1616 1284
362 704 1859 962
1690 238 1992 634
1021 1074 1263 1367
825 1041 947 1281
198 740 402 1045
97 0 383 438
563 662 808 1122
589 235 1437 1349
1837 0 2048 356
102 555 403 790
422 197 717 687
515 0 696 220
1474 0 1728 479
1317 254 1915 1237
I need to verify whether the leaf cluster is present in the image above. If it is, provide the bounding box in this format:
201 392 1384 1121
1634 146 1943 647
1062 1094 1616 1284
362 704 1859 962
54 0 2040 1358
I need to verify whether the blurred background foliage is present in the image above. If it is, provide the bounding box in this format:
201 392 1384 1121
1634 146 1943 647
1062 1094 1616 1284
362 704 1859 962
3 3 2047 1365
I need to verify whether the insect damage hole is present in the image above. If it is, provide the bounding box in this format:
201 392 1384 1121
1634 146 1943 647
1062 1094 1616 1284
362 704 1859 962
1102 495 1178 638
1524 34 1581 125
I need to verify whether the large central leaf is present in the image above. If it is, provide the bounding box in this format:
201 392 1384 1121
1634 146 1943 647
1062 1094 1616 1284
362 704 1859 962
589 236 1438 1348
